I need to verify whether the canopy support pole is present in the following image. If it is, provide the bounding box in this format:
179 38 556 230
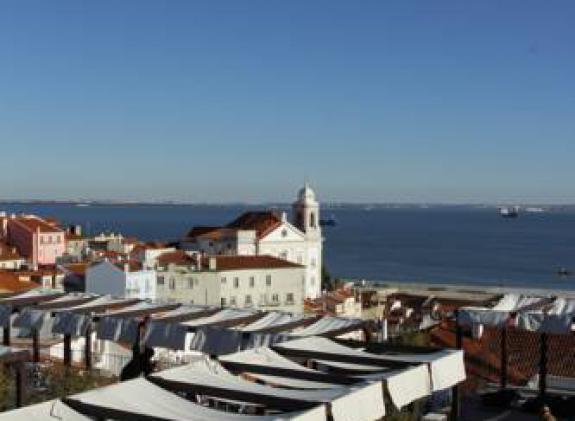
64 334 72 366
452 310 462 420
85 325 92 370
500 326 508 389
539 333 548 400
3 323 10 346
32 329 39 363
15 361 23 408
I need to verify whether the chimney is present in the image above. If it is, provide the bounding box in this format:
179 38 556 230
209 257 217 271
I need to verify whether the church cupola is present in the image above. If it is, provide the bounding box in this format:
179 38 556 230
292 183 321 238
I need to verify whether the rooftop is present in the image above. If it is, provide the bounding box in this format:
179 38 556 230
226 211 283 239
10 217 63 234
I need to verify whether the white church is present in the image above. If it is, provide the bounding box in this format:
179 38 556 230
182 184 323 299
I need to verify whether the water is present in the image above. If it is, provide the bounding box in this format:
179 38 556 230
2 203 575 290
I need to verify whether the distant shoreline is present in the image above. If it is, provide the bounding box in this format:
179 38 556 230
1 200 575 211
353 279 575 297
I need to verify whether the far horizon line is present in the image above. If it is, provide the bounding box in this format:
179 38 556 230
1 199 574 208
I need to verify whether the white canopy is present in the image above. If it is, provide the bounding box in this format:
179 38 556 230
292 317 364 337
275 337 465 392
66 377 326 421
313 360 432 409
0 290 62 327
240 312 307 332
220 347 345 389
0 400 89 420
181 308 258 328
461 294 574 333
151 358 385 421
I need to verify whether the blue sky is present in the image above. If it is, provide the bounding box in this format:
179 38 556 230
0 1 574 203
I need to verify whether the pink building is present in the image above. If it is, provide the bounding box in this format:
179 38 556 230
7 216 66 267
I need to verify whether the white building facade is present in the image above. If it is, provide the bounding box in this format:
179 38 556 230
85 260 157 300
183 185 323 299
156 254 306 313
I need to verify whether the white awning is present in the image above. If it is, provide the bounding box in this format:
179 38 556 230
292 317 364 337
66 377 326 421
144 320 189 350
220 347 344 389
275 337 465 392
240 312 306 332
151 358 385 421
181 308 258 328
460 294 555 328
0 400 89 420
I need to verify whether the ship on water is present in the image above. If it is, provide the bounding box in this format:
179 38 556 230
320 214 338 227
499 206 520 218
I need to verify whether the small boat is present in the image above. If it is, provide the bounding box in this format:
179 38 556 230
499 206 519 218
557 268 571 276
319 215 337 227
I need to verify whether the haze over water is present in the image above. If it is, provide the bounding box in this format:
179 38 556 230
2 203 575 290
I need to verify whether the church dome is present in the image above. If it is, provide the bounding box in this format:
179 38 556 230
297 183 316 202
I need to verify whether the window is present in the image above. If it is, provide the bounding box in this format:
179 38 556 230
221 277 227 285
221 297 226 307
169 277 176 290
297 255 303 264
286 293 294 304
310 212 316 228
310 276 316 286
233 277 239 288
249 276 255 288
157 276 165 286
271 294 279 303
265 275 272 286
311 257 317 268
230 296 237 307
279 250 288 260
187 277 194 289
245 295 252 306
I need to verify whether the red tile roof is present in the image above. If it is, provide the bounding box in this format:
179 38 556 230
226 211 283 239
202 255 303 271
0 242 22 261
157 250 195 266
0 271 39 293
64 263 89 277
11 217 63 233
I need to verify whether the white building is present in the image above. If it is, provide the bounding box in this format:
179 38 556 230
85 260 157 300
183 185 323 299
156 252 306 313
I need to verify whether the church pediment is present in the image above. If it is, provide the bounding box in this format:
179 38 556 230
259 222 305 242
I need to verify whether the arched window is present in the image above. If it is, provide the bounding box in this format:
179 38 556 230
310 212 316 228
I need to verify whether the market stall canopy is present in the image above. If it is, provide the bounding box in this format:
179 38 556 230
150 358 385 421
63 377 326 421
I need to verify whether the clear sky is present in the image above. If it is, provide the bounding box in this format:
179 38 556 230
0 1 574 203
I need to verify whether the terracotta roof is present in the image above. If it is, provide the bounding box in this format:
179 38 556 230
0 271 38 293
186 226 226 239
226 211 283 239
10 217 63 233
113 261 144 272
0 242 21 261
157 250 195 266
94 250 128 260
64 263 89 277
202 255 303 271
